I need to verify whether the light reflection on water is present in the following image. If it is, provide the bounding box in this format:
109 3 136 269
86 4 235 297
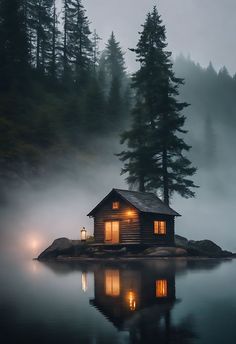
0 258 236 344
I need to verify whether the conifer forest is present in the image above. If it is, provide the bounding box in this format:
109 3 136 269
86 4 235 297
1 0 236 204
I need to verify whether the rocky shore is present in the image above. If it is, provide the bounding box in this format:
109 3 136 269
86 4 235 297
37 235 235 260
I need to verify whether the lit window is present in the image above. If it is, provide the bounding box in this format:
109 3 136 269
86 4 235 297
105 270 120 296
112 202 120 210
156 280 168 298
154 221 166 235
105 222 112 241
105 221 119 243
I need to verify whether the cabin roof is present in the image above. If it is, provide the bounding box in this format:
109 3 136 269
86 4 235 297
87 188 181 217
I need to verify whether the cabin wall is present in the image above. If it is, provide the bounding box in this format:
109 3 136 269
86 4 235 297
93 195 141 244
140 214 175 246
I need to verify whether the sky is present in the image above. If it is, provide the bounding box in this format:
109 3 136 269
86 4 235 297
73 0 236 74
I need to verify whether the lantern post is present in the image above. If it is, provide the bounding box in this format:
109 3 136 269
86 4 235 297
81 227 87 242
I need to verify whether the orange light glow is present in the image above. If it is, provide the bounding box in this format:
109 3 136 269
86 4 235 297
127 210 134 217
112 202 120 209
25 233 44 257
105 221 119 244
29 239 40 251
82 272 88 292
105 270 120 296
127 290 136 311
154 221 167 235
156 280 168 298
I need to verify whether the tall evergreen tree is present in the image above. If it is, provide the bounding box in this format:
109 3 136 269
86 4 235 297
91 30 101 74
0 0 29 90
62 0 92 88
105 32 125 82
102 32 127 127
118 7 198 205
48 0 61 79
26 0 54 74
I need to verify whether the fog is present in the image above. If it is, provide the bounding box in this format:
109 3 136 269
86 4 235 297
1 0 236 259
82 0 236 74
1 122 236 259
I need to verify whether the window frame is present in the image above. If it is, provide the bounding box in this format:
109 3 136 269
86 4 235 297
154 220 167 235
112 201 120 210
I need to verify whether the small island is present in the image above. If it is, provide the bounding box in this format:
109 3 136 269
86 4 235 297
38 235 235 261
38 188 235 261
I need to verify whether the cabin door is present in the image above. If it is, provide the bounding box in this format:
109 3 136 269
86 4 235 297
105 221 120 244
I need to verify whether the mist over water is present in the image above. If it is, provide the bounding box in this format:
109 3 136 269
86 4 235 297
1 2 236 343
1 94 236 260
1 120 236 261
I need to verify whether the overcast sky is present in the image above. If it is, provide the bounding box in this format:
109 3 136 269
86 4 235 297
66 0 236 74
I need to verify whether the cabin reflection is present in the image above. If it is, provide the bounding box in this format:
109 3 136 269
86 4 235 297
90 262 176 333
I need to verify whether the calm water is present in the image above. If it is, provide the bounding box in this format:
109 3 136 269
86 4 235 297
1 257 236 344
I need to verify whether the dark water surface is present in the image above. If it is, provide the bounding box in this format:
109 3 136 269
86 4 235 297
1 257 236 344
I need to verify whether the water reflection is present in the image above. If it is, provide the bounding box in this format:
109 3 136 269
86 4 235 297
42 259 203 343
89 261 190 343
4 258 230 344
81 271 88 292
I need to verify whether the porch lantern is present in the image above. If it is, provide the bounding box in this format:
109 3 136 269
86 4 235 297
81 227 87 242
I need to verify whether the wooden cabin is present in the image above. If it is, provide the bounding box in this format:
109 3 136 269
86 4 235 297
87 188 180 246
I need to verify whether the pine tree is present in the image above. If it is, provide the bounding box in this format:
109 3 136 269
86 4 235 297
91 30 102 74
106 76 123 125
105 32 125 81
102 32 127 127
118 7 198 205
118 103 155 191
62 0 92 89
0 0 29 90
48 0 61 79
24 0 55 75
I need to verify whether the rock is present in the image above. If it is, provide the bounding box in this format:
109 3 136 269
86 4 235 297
175 235 189 248
38 236 234 260
144 247 188 257
175 235 233 257
38 238 75 260
188 240 222 256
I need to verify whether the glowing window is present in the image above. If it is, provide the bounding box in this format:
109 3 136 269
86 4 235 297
105 221 119 243
112 202 120 210
105 222 112 241
154 221 166 235
105 270 120 296
156 280 168 298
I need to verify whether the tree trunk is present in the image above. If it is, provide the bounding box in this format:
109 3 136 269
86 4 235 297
139 174 145 192
51 0 56 79
63 0 68 77
36 1 42 71
162 147 169 205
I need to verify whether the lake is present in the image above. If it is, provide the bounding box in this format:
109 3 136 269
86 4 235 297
1 257 236 344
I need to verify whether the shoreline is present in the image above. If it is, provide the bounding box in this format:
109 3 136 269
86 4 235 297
36 256 235 262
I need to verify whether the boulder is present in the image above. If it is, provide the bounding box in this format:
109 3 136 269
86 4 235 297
38 238 74 260
144 247 188 257
188 240 232 257
175 234 233 257
175 235 189 248
38 235 233 260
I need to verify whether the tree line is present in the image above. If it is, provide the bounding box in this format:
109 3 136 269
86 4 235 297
0 0 209 204
0 0 130 182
